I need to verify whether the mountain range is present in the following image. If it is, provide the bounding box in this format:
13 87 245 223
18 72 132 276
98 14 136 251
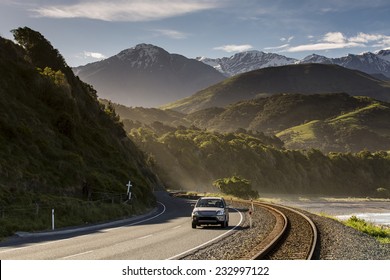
73 44 225 107
198 49 390 79
73 43 390 109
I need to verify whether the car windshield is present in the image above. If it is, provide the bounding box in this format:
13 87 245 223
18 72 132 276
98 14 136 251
196 199 224 208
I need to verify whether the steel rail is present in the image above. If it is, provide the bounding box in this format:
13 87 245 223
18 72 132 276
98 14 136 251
255 202 318 260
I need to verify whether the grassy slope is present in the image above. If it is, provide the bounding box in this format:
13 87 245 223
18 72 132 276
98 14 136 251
277 99 390 152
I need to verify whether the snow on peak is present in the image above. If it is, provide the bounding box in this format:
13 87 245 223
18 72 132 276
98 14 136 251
298 54 333 64
376 49 390 62
115 43 167 68
197 51 297 76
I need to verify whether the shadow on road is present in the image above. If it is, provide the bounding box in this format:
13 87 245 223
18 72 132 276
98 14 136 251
0 191 246 249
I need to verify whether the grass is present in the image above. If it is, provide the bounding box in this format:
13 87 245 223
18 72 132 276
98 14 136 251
0 194 152 240
343 215 390 244
276 120 319 143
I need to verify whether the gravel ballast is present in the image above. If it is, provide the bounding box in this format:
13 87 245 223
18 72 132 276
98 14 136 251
182 202 275 260
182 202 390 260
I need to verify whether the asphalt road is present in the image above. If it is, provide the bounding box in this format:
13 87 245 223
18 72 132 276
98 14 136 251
0 192 244 260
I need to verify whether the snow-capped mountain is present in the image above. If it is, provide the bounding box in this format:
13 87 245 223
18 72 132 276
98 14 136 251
376 49 390 63
197 51 297 77
115 43 162 68
199 49 390 79
297 54 334 65
73 44 225 107
333 52 390 78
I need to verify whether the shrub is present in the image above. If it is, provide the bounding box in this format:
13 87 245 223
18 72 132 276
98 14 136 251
344 216 390 243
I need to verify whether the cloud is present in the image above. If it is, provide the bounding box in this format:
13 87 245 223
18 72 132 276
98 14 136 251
322 32 346 44
350 32 390 49
280 36 294 43
214 44 253 53
264 44 290 51
152 29 188 39
83 51 106 59
284 32 390 52
31 0 219 22
287 42 363 52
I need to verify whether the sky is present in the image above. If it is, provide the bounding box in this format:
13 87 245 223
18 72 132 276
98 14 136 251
1 0 390 67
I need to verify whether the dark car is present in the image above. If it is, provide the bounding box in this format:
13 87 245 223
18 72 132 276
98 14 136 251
191 197 229 228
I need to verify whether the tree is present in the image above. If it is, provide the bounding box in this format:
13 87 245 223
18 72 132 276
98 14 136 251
213 176 259 199
11 27 69 76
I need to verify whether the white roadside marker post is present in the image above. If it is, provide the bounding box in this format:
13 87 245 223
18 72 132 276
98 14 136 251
126 180 132 201
52 209 55 230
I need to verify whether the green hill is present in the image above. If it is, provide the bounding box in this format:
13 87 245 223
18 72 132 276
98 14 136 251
0 28 158 238
277 99 390 152
162 64 390 113
108 93 390 153
184 93 390 153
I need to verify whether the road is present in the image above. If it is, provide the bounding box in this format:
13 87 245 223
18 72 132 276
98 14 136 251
0 192 244 259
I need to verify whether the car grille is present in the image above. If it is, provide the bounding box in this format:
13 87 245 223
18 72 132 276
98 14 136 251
198 211 217 216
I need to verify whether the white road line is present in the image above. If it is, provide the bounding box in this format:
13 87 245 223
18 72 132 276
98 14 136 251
127 201 166 226
167 207 244 260
0 202 167 255
173 225 182 229
61 250 94 259
137 234 153 240
0 240 66 254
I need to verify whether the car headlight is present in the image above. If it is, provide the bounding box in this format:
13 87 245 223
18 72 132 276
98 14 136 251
216 210 225 215
192 211 199 216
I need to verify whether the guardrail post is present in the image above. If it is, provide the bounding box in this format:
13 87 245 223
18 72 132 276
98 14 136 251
51 209 55 230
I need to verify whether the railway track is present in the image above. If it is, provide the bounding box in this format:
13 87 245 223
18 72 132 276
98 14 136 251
248 202 318 260
172 194 318 260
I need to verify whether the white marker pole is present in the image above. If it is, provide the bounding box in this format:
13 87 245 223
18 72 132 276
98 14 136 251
52 209 55 230
126 180 132 201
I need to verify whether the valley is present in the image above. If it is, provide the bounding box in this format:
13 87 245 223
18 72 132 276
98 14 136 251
1 27 390 241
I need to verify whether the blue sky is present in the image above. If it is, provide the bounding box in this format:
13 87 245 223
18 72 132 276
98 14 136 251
1 0 390 66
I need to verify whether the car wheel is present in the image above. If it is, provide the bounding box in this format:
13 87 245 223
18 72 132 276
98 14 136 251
221 221 227 228
192 222 197 229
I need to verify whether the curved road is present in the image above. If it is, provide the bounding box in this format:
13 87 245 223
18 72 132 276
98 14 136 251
0 192 243 260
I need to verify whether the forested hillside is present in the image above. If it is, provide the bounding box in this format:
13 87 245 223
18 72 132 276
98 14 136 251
0 28 158 237
108 93 390 153
127 123 390 198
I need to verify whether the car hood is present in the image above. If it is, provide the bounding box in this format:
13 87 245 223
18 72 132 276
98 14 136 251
193 207 223 212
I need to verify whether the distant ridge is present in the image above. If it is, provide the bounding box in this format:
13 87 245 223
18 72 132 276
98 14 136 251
199 49 390 78
162 63 390 113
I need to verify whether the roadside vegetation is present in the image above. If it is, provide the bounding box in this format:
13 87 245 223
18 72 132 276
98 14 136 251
343 216 390 244
127 122 390 198
0 28 158 239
